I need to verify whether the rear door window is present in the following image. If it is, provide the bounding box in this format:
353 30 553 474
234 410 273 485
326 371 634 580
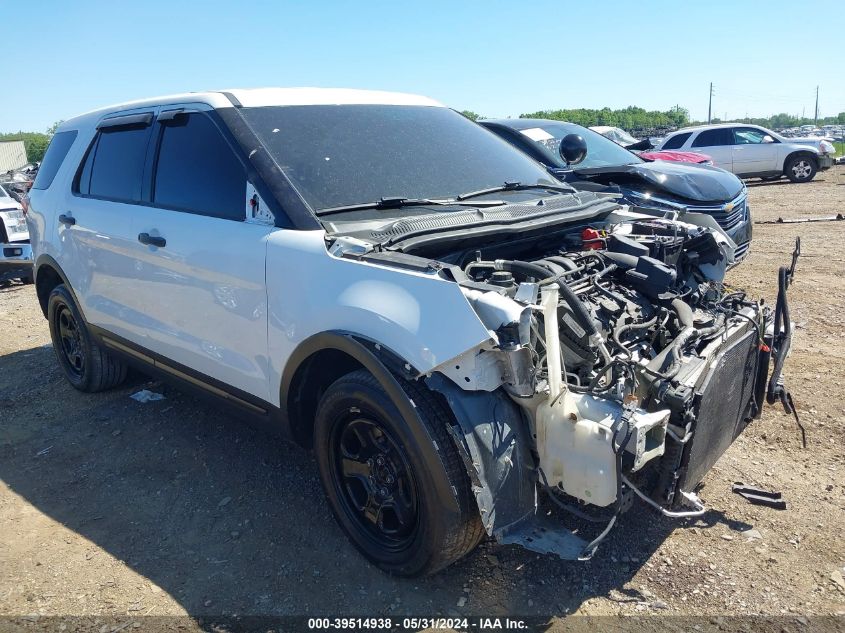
692 129 733 148
32 130 78 190
81 125 152 202
152 112 246 220
662 132 692 150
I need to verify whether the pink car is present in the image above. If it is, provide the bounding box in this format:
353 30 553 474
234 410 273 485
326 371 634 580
590 127 713 165
639 150 713 165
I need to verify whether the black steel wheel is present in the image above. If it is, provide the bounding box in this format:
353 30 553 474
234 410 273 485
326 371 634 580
48 284 128 392
329 415 419 551
56 302 85 379
314 369 483 576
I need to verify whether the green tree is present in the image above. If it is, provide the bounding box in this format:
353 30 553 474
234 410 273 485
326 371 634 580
519 106 690 132
460 110 481 122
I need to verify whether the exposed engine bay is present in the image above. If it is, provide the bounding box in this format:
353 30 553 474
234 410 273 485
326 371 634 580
422 211 800 556
330 196 799 560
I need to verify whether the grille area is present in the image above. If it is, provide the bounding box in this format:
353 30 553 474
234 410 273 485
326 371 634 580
689 195 748 231
677 325 759 492
733 240 751 261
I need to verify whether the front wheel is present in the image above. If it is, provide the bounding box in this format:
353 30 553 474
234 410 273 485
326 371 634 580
785 155 817 183
314 369 483 576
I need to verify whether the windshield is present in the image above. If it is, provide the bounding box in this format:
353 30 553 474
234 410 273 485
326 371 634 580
517 123 643 169
239 105 555 211
0 185 9 199
600 127 640 146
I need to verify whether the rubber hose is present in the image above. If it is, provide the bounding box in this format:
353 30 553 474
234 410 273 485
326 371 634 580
612 314 659 358
495 259 598 337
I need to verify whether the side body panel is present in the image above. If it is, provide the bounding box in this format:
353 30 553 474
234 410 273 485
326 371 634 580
732 143 779 173
128 210 274 400
687 132 734 172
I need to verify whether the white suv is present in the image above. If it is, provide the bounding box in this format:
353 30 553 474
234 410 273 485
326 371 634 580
26 88 799 576
657 123 836 182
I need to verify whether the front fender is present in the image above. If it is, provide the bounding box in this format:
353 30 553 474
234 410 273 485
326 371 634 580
266 230 493 407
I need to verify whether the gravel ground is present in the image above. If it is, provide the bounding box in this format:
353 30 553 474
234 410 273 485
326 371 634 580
1 168 844 628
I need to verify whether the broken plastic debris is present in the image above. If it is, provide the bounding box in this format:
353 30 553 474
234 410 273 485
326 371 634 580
130 389 165 403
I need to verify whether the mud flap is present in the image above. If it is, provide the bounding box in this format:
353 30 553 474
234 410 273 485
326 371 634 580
426 374 590 559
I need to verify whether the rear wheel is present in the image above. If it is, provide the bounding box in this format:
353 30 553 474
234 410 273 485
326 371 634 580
48 284 127 392
785 155 817 183
314 369 483 576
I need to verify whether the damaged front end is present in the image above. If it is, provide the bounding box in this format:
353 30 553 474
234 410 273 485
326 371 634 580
424 215 801 560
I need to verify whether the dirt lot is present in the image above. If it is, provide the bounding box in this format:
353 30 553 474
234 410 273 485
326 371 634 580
1 168 844 627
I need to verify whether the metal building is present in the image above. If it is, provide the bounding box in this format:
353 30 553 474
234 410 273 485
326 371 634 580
0 141 28 172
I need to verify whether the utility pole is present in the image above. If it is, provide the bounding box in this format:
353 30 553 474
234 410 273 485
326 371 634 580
814 85 819 126
707 82 713 124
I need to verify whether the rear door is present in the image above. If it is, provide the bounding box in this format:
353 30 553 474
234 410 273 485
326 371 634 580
691 128 734 171
730 127 779 174
126 105 274 402
61 111 158 340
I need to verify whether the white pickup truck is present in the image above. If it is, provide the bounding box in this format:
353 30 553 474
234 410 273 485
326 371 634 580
0 183 33 283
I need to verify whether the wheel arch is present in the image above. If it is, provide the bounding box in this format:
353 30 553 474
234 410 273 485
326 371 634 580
34 255 78 320
280 331 423 448
784 149 818 170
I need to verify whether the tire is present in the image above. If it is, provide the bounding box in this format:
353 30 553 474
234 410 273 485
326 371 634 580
785 155 817 183
47 284 128 392
314 369 484 576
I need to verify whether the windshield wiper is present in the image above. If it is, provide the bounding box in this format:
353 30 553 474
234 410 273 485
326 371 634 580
316 196 506 217
455 181 575 201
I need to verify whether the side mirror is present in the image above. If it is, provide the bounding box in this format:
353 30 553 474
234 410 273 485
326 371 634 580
762 135 775 143
559 134 588 165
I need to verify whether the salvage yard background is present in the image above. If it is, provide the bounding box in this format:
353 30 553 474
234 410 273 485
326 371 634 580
1 168 844 622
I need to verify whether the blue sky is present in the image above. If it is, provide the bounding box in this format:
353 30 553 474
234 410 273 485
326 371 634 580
3 0 843 132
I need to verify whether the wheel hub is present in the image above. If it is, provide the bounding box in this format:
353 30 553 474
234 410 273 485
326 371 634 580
332 415 418 549
57 306 85 376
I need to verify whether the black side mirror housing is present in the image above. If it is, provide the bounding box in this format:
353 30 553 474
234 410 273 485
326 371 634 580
559 134 588 166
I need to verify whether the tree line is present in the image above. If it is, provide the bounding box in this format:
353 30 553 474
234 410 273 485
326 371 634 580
462 107 845 132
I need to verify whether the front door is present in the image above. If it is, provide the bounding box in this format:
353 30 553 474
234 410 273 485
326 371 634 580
128 107 275 402
730 127 780 174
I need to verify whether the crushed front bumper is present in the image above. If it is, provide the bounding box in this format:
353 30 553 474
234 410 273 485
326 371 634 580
818 154 835 171
0 241 33 282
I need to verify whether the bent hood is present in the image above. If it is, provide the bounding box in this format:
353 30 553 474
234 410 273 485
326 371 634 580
573 160 743 204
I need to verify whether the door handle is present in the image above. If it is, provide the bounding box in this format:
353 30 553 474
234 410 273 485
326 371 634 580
138 232 166 248
58 214 76 226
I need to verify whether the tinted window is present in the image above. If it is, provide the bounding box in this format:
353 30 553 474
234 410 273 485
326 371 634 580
692 129 733 148
662 132 692 150
88 126 151 201
240 105 555 211
32 130 78 190
153 113 245 220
